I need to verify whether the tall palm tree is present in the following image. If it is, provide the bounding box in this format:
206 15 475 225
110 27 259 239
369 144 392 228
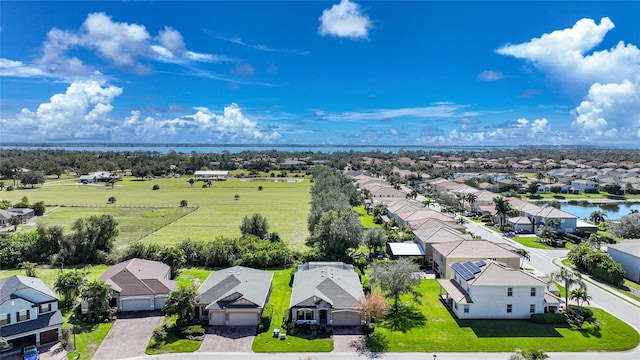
465 193 478 211
570 288 592 311
516 248 531 268
493 196 512 230
536 172 547 184
551 268 586 307
588 210 607 227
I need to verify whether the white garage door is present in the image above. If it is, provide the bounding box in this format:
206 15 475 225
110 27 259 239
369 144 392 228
154 296 167 310
210 311 226 325
228 312 258 326
332 311 361 326
121 298 151 312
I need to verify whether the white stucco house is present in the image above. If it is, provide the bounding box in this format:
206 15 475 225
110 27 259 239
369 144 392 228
437 260 561 319
607 240 640 282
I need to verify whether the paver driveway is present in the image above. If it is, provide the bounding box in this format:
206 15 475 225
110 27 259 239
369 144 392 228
197 326 256 352
92 312 163 360
332 326 365 352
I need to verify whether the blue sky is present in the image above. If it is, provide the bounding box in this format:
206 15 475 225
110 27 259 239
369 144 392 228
1 0 639 147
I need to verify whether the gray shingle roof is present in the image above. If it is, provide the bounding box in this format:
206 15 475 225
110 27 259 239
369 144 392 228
197 266 273 310
0 275 59 305
608 239 640 258
290 263 364 310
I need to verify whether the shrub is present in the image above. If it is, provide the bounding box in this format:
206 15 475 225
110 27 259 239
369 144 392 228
152 184 160 190
108 196 117 204
365 332 388 352
6 185 14 191
181 325 205 339
153 327 167 344
530 313 567 324
260 304 274 331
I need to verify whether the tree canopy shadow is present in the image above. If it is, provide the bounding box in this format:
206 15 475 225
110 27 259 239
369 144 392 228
382 305 427 332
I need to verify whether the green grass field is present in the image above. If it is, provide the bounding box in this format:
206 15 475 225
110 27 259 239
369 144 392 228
377 280 640 352
2 176 312 250
0 265 109 289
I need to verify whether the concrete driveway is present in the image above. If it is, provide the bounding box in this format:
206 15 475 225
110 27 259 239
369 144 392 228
197 326 256 352
92 312 164 360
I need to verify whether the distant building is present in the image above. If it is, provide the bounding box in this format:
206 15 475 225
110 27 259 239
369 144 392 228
193 170 229 181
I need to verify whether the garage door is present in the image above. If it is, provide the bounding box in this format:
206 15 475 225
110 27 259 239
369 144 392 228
121 298 151 312
40 329 59 344
209 311 226 325
154 296 167 310
332 311 361 326
228 312 258 326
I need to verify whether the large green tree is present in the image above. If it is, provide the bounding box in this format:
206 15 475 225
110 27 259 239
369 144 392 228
493 196 512 230
363 228 387 257
240 213 270 239
81 280 111 322
162 286 197 326
370 258 421 312
307 208 363 260
55 270 87 307
610 213 640 239
19 171 45 188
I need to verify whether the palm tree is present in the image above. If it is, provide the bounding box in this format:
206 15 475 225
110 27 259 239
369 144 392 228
551 268 586 307
588 210 607 227
464 193 478 211
570 288 592 311
493 196 512 230
546 218 560 230
516 248 531 268
536 172 547 184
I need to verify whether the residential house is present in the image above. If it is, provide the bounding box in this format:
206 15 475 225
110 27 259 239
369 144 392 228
6 208 35 223
290 262 364 326
437 260 561 319
570 179 599 193
431 240 520 279
607 240 640 282
196 266 273 326
0 275 63 348
413 226 473 269
99 258 177 312
0 209 15 227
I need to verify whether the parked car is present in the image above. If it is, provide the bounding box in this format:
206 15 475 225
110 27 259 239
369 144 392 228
22 345 39 360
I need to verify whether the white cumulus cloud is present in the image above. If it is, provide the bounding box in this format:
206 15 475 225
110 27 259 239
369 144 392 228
1 79 123 140
498 17 640 143
318 0 372 40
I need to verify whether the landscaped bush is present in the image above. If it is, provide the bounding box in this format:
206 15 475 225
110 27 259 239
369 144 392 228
260 304 274 332
530 313 567 324
152 184 160 190
180 325 205 340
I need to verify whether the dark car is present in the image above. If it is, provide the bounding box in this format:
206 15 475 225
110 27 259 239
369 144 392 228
23 345 39 360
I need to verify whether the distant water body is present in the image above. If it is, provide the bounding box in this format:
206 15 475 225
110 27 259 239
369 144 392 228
1 143 518 154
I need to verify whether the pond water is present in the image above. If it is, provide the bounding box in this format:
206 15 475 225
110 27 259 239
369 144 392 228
559 202 640 220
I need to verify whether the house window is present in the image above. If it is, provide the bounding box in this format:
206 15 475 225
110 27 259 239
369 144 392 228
530 287 536 297
16 309 30 322
530 304 536 313
506 304 512 313
454 303 458 310
507 287 513 297
463 305 469 313
0 313 10 325
39 303 52 313
296 309 314 321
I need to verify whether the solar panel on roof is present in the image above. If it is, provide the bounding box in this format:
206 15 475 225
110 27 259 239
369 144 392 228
476 260 486 267
452 262 475 281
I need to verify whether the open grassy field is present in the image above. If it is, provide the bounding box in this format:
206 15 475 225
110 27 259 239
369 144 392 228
377 280 640 352
0 265 109 289
2 176 312 250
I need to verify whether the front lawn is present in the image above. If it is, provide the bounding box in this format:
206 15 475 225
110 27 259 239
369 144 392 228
65 318 113 360
511 236 575 250
376 280 639 352
146 315 202 354
252 269 333 352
